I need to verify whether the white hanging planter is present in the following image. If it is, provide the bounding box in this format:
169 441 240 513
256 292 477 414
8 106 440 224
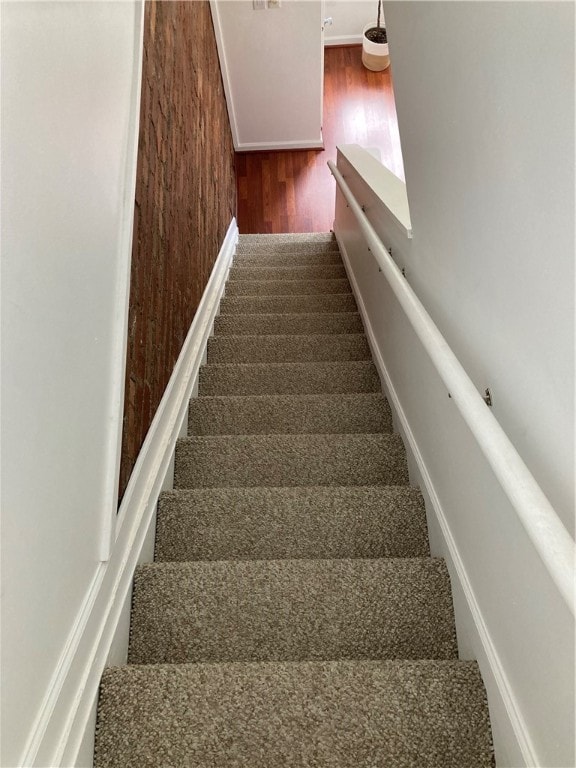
362 22 390 72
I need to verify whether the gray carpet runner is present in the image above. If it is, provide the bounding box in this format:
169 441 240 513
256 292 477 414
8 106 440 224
95 233 494 767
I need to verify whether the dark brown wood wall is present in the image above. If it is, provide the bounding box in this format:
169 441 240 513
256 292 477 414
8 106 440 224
119 0 236 501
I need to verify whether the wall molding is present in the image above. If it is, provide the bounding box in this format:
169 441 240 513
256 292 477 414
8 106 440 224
23 218 238 768
336 231 537 768
324 35 362 47
99 0 147 560
236 139 324 153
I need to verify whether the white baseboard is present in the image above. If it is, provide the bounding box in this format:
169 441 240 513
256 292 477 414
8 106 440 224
324 35 362 47
336 231 536 768
24 218 238 768
236 139 324 152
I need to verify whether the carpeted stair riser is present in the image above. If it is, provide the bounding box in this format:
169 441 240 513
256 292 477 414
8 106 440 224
95 660 493 768
219 293 358 314
238 239 338 249
207 334 371 364
128 558 457 665
189 393 392 435
214 312 364 336
155 486 429 562
199 360 380 396
237 233 338 244
235 244 341 257
236 242 340 256
238 232 337 244
225 278 352 297
235 241 340 254
174 433 408 488
229 264 347 281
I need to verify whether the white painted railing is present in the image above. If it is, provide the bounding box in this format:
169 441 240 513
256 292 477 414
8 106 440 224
328 158 575 613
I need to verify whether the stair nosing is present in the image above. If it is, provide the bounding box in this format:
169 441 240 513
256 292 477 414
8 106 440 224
137 555 446 572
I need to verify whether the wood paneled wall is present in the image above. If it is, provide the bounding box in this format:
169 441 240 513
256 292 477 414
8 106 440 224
119 0 236 501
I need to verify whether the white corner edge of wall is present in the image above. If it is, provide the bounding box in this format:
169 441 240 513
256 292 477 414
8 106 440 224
236 139 324 152
21 218 238 768
334 229 539 768
336 144 412 237
99 0 147 562
209 0 240 150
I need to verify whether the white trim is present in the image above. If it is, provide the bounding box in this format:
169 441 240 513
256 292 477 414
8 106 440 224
336 231 539 768
21 218 238 768
324 35 363 46
336 145 412 238
99 0 146 561
210 0 240 149
236 139 324 153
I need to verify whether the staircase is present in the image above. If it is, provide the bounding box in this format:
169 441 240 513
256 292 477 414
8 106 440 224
95 233 494 767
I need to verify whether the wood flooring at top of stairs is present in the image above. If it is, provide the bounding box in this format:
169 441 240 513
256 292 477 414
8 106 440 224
235 45 404 234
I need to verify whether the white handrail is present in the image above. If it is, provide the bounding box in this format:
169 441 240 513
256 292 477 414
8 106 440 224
328 158 575 614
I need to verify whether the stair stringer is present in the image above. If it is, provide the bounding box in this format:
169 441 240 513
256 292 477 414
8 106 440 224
335 231 538 768
37 218 238 768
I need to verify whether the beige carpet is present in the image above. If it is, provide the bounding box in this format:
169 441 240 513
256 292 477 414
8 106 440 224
95 233 494 767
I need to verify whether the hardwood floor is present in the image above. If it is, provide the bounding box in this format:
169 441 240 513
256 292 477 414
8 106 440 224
236 45 404 234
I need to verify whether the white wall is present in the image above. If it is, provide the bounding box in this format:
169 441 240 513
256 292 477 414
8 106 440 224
324 0 375 46
1 2 144 765
211 0 323 150
383 0 575 536
332 1 575 765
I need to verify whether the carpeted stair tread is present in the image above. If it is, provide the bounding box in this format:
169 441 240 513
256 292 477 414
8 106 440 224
128 558 457 664
95 660 494 768
225 278 352 297
207 333 371 364
94 232 494 766
237 236 339 255
199 360 380 396
239 232 336 244
188 393 392 435
214 311 364 335
219 293 357 314
237 250 344 266
155 486 428 562
174 433 408 488
229 264 347 281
